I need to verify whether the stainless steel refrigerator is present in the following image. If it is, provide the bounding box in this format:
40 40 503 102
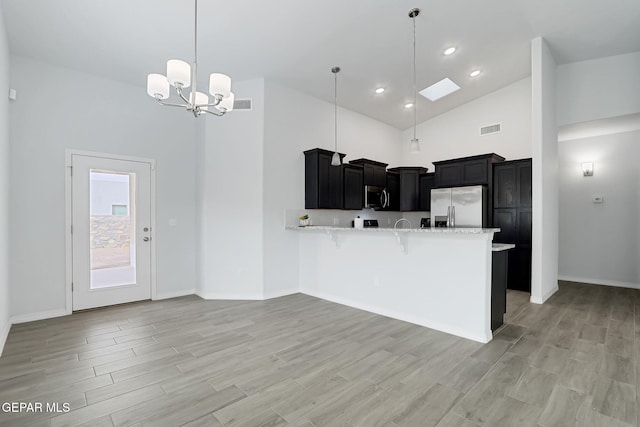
430 185 487 228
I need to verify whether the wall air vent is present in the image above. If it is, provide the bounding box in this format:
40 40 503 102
480 123 501 136
233 99 252 111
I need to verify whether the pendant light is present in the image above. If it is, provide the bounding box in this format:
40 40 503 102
409 8 420 152
331 66 342 166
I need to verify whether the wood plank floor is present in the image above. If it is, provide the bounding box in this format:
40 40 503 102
0 281 638 426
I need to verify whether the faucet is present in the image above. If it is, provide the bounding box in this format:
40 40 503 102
394 218 412 229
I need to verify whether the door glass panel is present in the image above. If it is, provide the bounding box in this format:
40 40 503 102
89 171 136 289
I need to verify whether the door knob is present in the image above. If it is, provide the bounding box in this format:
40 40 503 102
143 227 149 232
143 237 150 242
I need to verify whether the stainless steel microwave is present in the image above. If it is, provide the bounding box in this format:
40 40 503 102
365 185 389 210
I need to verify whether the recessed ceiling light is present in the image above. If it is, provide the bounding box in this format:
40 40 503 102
375 87 385 94
419 78 460 101
444 47 456 56
469 70 481 77
404 103 414 109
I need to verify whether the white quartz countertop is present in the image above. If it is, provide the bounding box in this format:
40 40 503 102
492 243 516 252
287 225 499 234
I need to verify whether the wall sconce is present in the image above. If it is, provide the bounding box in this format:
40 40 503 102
582 162 594 176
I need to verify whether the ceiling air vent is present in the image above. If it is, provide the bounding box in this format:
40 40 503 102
233 98 252 111
480 123 501 136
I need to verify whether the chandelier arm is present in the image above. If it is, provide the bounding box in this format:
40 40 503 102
202 109 225 117
175 86 191 105
155 99 189 108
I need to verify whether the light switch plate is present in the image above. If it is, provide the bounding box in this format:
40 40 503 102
592 196 604 204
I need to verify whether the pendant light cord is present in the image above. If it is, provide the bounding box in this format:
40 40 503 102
191 0 198 100
334 71 338 153
412 13 417 141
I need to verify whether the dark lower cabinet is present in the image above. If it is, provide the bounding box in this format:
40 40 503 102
304 148 345 209
492 159 532 292
386 172 400 211
491 250 508 331
388 167 428 211
343 164 364 210
418 173 435 211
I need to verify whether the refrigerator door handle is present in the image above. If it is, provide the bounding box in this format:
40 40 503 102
447 206 451 227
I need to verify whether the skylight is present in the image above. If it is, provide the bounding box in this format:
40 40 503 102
419 78 460 102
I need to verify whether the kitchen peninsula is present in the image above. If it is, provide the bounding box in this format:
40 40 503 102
287 224 503 343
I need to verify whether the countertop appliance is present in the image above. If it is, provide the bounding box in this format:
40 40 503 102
430 185 487 228
364 185 389 210
363 219 379 228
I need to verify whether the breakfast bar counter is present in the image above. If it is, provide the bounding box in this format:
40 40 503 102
288 225 499 343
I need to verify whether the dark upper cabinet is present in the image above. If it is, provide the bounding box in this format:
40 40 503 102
349 159 388 188
386 172 400 211
304 148 345 209
433 153 505 188
418 173 435 211
343 164 364 210
492 158 532 292
388 167 428 211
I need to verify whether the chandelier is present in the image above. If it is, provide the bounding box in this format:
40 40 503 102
146 0 234 117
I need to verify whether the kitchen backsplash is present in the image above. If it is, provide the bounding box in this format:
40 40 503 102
285 209 430 229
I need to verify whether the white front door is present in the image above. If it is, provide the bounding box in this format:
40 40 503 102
72 154 152 310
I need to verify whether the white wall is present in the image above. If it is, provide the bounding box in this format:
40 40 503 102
0 4 12 353
399 77 532 169
531 37 559 304
9 56 198 318
557 52 640 127
262 80 402 298
558 130 640 288
198 79 265 299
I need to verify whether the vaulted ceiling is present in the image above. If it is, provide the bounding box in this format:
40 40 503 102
2 0 639 129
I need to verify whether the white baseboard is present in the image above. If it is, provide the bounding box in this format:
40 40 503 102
530 285 559 304
0 318 11 357
263 289 299 300
10 308 69 324
558 275 640 290
196 292 265 301
155 289 196 300
300 289 492 344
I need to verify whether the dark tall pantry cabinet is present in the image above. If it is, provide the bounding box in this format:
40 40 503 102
492 159 532 292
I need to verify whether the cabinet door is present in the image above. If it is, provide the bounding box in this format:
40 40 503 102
510 248 532 292
318 152 343 208
518 161 532 208
461 159 489 185
493 163 517 208
493 209 517 244
418 174 435 211
399 171 420 211
386 173 400 211
435 163 461 187
373 166 387 188
517 209 532 245
343 166 363 210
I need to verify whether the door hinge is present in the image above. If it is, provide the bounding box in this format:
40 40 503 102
70 166 73 176
71 282 74 292
71 224 73 234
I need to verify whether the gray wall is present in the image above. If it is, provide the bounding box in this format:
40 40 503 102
559 130 640 287
9 55 199 317
0 3 12 352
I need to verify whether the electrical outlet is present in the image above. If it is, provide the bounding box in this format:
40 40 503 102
168 218 177 226
333 218 339 225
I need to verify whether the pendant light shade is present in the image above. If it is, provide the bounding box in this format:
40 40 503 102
209 73 231 98
217 92 235 112
167 59 191 88
147 74 169 99
409 8 420 153
331 66 342 167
